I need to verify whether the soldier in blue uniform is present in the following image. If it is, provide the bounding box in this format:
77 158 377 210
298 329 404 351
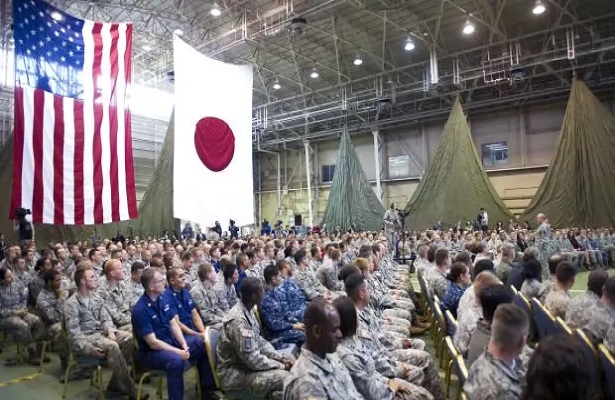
163 267 207 339
259 264 306 349
132 268 215 400
277 259 307 321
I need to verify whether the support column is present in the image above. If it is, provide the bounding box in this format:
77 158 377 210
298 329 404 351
519 108 526 167
303 140 313 227
276 153 282 211
372 129 383 202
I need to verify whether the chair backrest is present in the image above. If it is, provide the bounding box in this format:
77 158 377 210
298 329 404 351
555 317 572 336
445 336 458 360
445 310 458 337
513 292 532 318
531 298 558 339
454 354 468 387
433 296 447 333
204 327 221 389
599 344 615 400
420 276 434 312
574 329 601 391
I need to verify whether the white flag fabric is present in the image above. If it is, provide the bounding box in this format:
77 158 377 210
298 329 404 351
173 38 254 227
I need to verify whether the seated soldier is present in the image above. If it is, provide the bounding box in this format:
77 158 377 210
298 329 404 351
566 270 608 329
543 261 577 319
129 261 146 307
277 259 307 321
464 304 529 400
583 276 615 346
217 277 294 398
214 258 239 310
163 267 207 339
179 251 198 288
283 298 364 400
64 264 145 399
316 249 344 291
132 268 215 400
36 269 69 369
190 262 226 330
0 266 46 365
294 249 331 300
259 264 306 349
98 259 132 331
333 295 434 400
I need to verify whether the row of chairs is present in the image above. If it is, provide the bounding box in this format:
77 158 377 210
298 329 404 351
511 288 615 400
418 275 468 400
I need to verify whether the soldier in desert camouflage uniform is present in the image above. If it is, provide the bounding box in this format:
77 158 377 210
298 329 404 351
464 304 528 400
283 297 364 400
0 266 45 364
217 277 294 398
333 296 434 400
64 265 141 399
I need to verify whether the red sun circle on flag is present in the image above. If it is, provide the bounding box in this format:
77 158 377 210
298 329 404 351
194 117 235 172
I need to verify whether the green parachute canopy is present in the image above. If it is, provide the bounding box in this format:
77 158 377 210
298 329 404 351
0 112 178 246
520 79 615 228
321 129 385 231
404 97 513 229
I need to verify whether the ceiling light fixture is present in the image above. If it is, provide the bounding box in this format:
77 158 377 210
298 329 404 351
273 80 281 90
309 69 319 79
353 55 363 66
210 4 221 17
532 0 546 15
462 19 475 35
173 29 184 36
142 44 152 51
51 11 63 21
404 38 415 51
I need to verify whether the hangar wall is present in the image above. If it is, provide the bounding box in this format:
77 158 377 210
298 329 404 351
257 99 615 227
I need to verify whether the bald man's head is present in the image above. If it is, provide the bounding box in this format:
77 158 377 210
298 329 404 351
304 298 342 356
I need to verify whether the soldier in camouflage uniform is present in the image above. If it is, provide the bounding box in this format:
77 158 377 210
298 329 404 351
64 266 140 398
36 269 69 367
98 259 132 331
534 213 552 278
464 304 528 400
128 261 146 308
293 249 331 301
565 270 608 329
277 260 307 321
217 277 294 398
583 277 615 346
283 297 364 400
259 264 306 350
214 259 240 311
191 262 226 330
333 296 434 400
346 273 445 400
553 230 581 270
0 267 46 364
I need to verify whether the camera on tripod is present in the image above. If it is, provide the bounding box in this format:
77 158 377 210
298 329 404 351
15 207 31 218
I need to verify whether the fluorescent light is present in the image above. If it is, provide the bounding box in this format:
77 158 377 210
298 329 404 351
173 29 184 36
353 57 363 66
309 69 319 79
532 1 546 15
463 20 475 35
404 39 415 51
142 44 152 51
272 80 281 90
210 6 221 17
51 11 63 21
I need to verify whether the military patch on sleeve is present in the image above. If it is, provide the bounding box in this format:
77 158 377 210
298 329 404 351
241 328 253 338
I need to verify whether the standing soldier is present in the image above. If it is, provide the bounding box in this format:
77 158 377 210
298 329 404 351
535 213 552 278
384 204 400 255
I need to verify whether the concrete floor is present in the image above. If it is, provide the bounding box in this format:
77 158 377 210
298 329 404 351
0 343 204 400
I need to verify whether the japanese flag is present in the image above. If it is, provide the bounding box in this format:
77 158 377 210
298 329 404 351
173 37 254 227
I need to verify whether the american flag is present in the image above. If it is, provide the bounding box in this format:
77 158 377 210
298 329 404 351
10 0 138 225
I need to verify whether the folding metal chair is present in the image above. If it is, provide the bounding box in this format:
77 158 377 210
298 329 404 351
599 344 615 400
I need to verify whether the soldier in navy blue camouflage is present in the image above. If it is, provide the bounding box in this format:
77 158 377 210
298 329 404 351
0 267 46 364
259 264 306 350
277 259 307 321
